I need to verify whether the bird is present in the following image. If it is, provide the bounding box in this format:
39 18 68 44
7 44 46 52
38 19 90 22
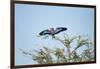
39 27 67 38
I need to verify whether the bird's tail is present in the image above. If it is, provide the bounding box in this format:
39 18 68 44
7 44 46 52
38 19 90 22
51 35 56 39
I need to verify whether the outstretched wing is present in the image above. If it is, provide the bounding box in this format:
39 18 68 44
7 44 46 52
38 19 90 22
39 29 51 36
55 27 67 34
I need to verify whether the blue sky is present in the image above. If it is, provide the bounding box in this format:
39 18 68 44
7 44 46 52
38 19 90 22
15 4 94 65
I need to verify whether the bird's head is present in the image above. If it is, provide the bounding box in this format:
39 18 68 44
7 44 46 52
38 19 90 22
49 27 55 32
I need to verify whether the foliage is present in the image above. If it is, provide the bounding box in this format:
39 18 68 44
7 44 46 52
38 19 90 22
20 34 94 64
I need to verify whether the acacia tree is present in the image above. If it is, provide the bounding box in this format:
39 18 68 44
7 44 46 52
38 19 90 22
20 34 94 64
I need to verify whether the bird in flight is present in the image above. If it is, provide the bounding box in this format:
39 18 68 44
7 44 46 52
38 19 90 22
39 27 67 38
